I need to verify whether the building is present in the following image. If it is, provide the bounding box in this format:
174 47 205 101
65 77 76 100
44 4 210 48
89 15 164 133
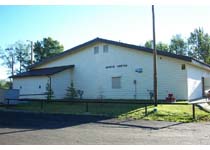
11 38 210 101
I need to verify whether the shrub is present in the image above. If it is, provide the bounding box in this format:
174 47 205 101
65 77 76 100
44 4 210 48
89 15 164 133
45 82 54 100
65 80 78 99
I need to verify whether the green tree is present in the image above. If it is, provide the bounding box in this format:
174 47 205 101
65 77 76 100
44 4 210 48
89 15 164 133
144 40 169 52
45 81 54 100
34 37 64 62
169 35 187 55
145 40 153 48
188 27 210 63
14 41 31 73
156 42 169 52
0 41 31 76
0 80 11 89
65 81 78 99
0 47 16 77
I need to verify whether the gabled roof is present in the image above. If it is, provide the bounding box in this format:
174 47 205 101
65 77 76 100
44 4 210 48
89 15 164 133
29 37 210 69
11 65 74 78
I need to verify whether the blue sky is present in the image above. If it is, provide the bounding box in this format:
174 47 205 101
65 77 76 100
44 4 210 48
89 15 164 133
1 5 210 79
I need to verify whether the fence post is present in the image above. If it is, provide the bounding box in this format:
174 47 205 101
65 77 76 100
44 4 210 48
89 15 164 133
41 100 44 112
6 99 9 109
192 104 195 120
145 104 147 116
86 102 89 112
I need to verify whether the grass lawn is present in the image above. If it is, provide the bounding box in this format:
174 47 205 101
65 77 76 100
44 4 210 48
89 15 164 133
1 101 210 123
119 104 210 123
2 101 142 116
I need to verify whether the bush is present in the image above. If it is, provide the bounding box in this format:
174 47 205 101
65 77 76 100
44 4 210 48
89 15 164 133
45 82 54 100
65 81 78 99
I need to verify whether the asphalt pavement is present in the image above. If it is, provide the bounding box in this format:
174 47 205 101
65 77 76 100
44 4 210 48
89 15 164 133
0 110 210 144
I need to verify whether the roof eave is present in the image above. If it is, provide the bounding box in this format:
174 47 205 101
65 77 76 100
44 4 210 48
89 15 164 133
11 74 51 79
11 65 75 78
191 59 210 71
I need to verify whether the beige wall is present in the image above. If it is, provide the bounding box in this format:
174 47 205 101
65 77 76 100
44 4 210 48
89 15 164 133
32 43 189 100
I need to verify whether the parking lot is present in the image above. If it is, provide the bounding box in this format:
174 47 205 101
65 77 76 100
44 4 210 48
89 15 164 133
0 110 210 144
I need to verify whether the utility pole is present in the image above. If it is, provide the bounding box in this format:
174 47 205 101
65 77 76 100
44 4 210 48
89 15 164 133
11 51 14 76
152 5 158 107
19 51 22 73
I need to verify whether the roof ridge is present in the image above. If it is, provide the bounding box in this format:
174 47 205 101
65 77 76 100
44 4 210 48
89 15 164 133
28 37 210 70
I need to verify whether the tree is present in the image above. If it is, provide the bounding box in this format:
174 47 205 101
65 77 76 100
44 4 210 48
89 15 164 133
45 81 54 100
144 40 169 52
145 40 153 48
14 41 31 73
0 47 16 77
0 80 11 89
34 37 64 62
65 81 78 99
156 42 169 52
188 27 210 63
0 41 31 77
169 34 187 55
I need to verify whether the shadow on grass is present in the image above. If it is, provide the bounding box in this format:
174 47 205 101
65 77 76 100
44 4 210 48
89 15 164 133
2 102 147 117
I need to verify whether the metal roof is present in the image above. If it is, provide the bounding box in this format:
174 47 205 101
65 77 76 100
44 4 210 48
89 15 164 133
28 37 210 69
11 65 74 78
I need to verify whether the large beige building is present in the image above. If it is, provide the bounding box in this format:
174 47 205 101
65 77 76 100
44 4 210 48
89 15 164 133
11 38 210 100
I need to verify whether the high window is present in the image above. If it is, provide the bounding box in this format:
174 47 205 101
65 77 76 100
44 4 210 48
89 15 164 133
181 64 186 70
103 45 109 53
94 46 99 54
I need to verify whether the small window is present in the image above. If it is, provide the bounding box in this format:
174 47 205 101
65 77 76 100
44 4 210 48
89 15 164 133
112 77 121 89
19 86 22 89
39 85 41 89
103 45 108 53
181 64 186 70
94 46 99 54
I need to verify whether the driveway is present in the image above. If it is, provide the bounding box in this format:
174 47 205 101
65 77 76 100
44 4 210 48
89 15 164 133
0 110 210 144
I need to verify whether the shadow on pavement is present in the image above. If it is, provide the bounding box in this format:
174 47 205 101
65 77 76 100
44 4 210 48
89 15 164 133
0 129 41 135
0 110 111 131
0 110 184 135
95 120 184 130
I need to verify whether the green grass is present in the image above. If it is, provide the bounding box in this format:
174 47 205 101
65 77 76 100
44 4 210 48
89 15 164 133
2 101 142 116
1 101 210 122
119 104 210 122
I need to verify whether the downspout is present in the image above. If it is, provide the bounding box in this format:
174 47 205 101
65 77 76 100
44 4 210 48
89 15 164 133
47 75 52 100
134 80 137 99
48 76 52 91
